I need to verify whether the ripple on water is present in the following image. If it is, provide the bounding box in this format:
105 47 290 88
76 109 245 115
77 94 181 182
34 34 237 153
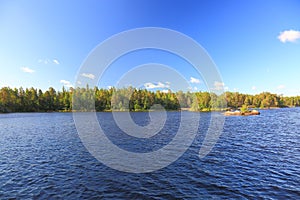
0 109 300 199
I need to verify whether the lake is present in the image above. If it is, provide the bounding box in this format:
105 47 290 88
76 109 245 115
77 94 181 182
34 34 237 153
0 108 299 199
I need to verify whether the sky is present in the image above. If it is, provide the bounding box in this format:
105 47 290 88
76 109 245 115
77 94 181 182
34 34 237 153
0 0 300 96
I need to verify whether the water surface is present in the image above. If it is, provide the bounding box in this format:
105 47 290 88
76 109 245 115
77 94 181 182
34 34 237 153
0 108 299 199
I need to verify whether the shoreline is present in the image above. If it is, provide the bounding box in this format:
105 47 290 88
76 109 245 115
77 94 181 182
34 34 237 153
1 106 298 114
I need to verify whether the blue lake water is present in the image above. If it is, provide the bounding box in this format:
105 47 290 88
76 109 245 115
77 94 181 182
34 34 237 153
0 108 299 199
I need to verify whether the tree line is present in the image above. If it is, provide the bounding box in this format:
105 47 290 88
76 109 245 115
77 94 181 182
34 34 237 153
0 86 300 113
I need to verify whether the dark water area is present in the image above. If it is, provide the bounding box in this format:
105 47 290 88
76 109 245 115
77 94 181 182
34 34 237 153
0 108 299 199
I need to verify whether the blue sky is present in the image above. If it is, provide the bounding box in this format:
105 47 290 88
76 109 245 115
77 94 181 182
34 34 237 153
1 0 300 96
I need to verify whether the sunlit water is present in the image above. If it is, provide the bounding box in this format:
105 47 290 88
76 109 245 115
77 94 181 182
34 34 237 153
0 108 299 199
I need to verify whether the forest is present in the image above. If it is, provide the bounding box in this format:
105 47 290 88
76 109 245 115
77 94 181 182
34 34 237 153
0 86 300 113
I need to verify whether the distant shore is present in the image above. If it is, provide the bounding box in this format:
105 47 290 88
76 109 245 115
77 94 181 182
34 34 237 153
1 86 300 113
1 106 298 114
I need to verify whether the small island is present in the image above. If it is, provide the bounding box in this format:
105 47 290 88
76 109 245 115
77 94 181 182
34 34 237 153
224 109 260 116
224 105 260 116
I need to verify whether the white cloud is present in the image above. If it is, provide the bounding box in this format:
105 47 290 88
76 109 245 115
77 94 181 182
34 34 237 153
81 73 95 79
161 89 170 93
60 80 74 88
252 86 257 90
213 81 225 91
38 59 49 64
107 86 113 89
38 58 60 65
193 86 198 91
278 30 300 43
38 58 50 64
21 67 35 73
60 80 69 84
144 82 170 89
53 59 60 65
277 85 285 90
190 77 201 84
